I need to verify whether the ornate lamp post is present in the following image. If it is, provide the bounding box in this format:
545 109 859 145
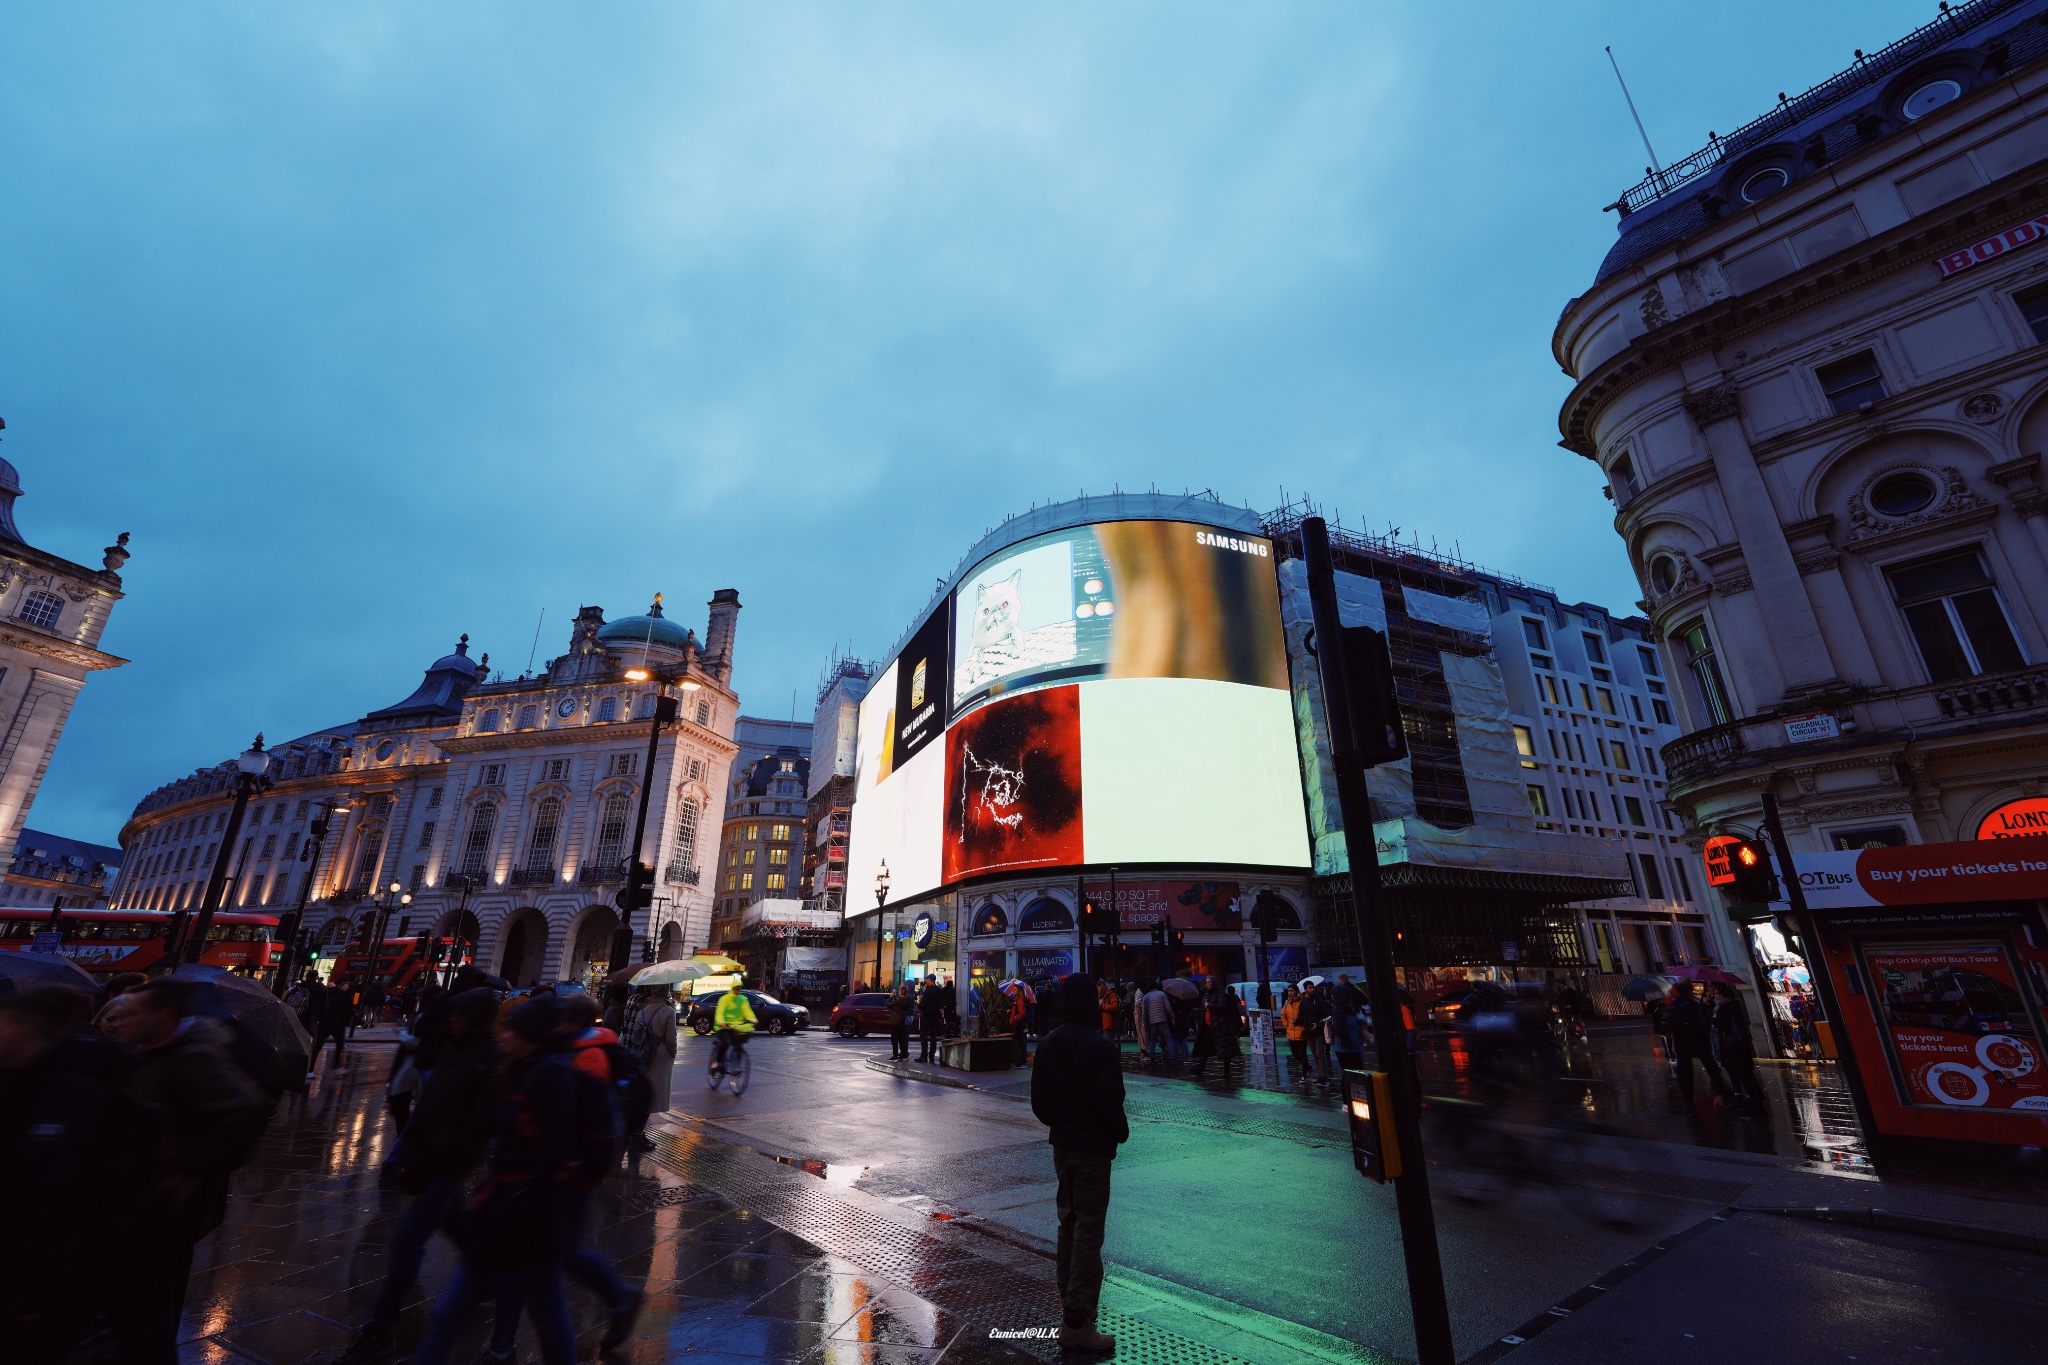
269 796 348 995
609 673 696 974
182 736 272 967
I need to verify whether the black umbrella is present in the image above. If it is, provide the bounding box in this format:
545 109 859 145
169 964 313 1093
0 948 98 999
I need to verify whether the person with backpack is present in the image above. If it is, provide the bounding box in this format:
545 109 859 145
619 985 675 1151
0 986 137 1365
334 989 502 1365
471 995 643 1359
408 995 618 1365
101 979 271 1365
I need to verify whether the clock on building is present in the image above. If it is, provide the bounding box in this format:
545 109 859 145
557 697 578 719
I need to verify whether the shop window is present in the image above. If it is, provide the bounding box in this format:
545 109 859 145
1816 351 1887 414
974 903 1008 935
1018 898 1073 932
1887 549 2026 682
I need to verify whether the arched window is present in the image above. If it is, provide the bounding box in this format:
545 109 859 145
517 705 539 730
524 798 563 873
592 792 631 873
15 590 62 631
351 829 384 891
459 804 498 880
479 709 500 733
974 903 1008 936
666 800 700 879
598 697 617 722
1018 898 1073 932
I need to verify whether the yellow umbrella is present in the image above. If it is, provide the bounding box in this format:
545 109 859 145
626 955 745 987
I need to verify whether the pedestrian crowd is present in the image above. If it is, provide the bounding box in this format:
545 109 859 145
0 962 681 1365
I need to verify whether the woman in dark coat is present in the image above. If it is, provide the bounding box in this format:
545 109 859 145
1195 984 1244 1079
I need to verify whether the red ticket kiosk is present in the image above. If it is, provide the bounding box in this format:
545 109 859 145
1789 834 2048 1156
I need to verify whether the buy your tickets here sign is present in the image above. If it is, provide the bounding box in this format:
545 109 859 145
1777 833 2048 910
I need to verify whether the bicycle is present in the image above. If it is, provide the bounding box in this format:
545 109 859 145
706 1029 751 1096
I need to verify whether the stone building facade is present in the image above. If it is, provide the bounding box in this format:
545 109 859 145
111 594 740 984
0 453 130 864
1554 1 2048 885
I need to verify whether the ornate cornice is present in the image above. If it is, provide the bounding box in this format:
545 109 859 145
0 623 127 673
1682 384 1742 427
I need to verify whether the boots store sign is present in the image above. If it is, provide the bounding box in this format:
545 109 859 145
1937 214 2048 278
1777 834 2048 910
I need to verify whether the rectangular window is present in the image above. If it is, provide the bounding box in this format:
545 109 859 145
16 591 63 630
296 800 310 819
1526 785 1551 817
1669 857 1692 901
1641 746 1657 775
1548 730 1565 759
1653 698 1674 725
1637 853 1665 900
696 702 712 726
1816 351 1887 413
740 872 753 891
1582 632 1607 665
1610 742 1631 771
726 848 737 867
352 830 384 890
1678 622 1733 726
1887 549 2026 682
766 873 786 891
260 834 277 859
542 759 569 782
1630 696 1644 722
411 864 427 892
770 823 792 841
459 804 498 880
427 786 443 809
1637 645 1660 677
1580 683 1594 711
1611 793 1627 824
688 759 703 781
2016 284 2048 344
745 824 759 841
1530 653 1554 671
1624 795 1645 825
1521 618 1547 649
610 754 636 776
1573 733 1587 762
1596 687 1617 715
768 847 789 865
417 821 436 850
284 832 299 858
725 873 735 891
593 793 631 872
480 764 504 787
1513 726 1537 768
744 848 757 864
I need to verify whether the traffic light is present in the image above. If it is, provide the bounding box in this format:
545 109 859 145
1343 1070 1403 1183
1704 834 1779 916
1168 925 1186 953
1339 625 1408 768
615 862 655 913
1250 892 1285 944
1078 897 1099 938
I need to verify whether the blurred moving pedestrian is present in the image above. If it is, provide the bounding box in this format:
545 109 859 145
1298 981 1333 1084
1713 983 1767 1111
102 979 271 1365
887 984 915 1061
335 989 502 1365
408 995 619 1365
1097 980 1118 1037
1330 987 1367 1075
1139 981 1179 1068
1029 974 1126 1357
600 982 630 1033
1665 980 1729 1103
93 970 150 1033
1206 982 1245 1080
1280 985 1306 1077
0 986 134 1365
313 978 354 1069
917 977 948 1063
620 985 676 1151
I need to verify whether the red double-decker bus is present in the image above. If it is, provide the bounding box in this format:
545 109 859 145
0 909 282 976
329 937 477 1003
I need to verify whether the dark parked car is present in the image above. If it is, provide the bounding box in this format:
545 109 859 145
686 989 812 1036
828 991 909 1038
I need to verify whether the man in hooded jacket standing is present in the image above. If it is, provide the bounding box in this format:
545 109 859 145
1029 973 1127 1356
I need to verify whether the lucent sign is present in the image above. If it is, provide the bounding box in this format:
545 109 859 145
1977 797 2048 841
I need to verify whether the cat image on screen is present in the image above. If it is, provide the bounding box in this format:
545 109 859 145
960 570 1077 692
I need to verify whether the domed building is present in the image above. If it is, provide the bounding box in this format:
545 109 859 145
110 591 742 985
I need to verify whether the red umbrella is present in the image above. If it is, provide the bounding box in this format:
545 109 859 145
1666 964 1745 985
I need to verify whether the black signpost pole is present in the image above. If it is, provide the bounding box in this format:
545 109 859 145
1302 517 1455 1365
1759 791 1884 1159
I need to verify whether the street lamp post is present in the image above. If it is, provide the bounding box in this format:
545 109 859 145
182 736 273 968
611 674 692 975
270 798 348 995
358 880 412 1023
442 873 477 988
872 863 891 990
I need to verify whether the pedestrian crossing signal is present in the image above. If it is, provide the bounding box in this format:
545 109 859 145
1344 1070 1402 1183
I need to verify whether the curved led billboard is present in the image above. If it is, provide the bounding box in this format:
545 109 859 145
847 518 1310 908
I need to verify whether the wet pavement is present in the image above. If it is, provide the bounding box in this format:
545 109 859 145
106 1024 2048 1365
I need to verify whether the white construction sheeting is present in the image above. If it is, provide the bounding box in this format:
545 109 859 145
1401 585 1491 635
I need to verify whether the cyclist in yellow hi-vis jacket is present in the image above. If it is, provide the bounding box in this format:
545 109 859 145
711 979 756 1075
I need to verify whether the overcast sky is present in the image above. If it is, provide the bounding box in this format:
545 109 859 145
6 1 1936 845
